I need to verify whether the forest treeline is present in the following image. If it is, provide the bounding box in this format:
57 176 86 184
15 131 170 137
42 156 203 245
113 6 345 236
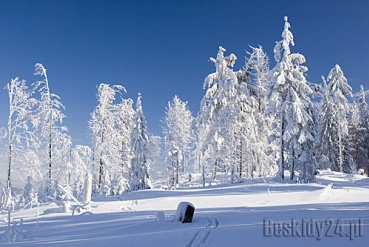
1 17 368 209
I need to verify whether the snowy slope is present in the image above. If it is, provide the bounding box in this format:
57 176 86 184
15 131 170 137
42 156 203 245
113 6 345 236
1 170 369 246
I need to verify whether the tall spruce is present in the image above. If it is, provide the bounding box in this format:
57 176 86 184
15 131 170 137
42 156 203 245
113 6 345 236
89 83 129 194
197 46 239 183
113 96 134 195
266 16 316 182
243 46 277 177
326 64 352 172
357 85 369 174
348 102 361 172
130 93 151 191
317 78 338 170
163 95 194 188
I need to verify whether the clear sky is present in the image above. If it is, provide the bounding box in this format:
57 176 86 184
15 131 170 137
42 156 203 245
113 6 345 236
0 0 368 146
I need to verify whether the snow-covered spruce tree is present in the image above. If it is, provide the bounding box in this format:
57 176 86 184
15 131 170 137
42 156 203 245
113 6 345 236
230 80 259 179
90 84 111 194
194 116 211 187
243 45 270 112
357 85 369 174
266 16 316 182
67 145 92 198
112 97 134 195
358 85 369 127
32 63 68 198
347 102 361 172
197 46 238 183
198 46 267 182
23 176 38 208
242 46 277 177
148 135 161 168
326 64 352 172
5 77 35 189
163 95 194 188
129 93 151 191
89 83 131 195
316 78 338 170
225 66 267 181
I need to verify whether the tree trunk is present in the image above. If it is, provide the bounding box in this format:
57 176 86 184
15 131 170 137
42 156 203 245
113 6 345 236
48 128 52 196
251 150 256 178
176 159 179 186
98 157 103 188
7 143 12 189
338 112 343 173
213 159 217 180
239 140 243 178
98 126 105 189
290 149 295 180
201 154 205 187
280 110 285 180
7 82 13 190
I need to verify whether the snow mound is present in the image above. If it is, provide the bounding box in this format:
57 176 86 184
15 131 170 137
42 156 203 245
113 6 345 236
155 211 165 221
319 183 333 197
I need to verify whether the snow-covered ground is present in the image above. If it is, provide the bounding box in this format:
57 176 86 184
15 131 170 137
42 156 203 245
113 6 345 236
1 170 369 246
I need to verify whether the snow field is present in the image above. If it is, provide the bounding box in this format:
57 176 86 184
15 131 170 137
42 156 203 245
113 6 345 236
1 171 369 246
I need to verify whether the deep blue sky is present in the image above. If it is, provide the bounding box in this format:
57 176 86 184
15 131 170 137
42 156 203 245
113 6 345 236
0 0 368 146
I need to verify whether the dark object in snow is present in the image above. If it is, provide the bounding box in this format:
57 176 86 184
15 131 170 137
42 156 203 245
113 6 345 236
174 202 195 223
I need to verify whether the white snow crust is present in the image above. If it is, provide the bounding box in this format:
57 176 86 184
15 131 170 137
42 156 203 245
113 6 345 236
1 170 368 246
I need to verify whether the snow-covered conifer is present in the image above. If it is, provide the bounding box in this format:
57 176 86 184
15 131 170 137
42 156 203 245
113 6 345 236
266 17 316 182
89 83 130 194
163 95 194 188
113 97 134 194
244 45 269 112
23 176 38 208
317 79 338 170
130 93 151 191
326 64 352 172
358 85 369 126
102 171 112 196
147 135 161 173
67 145 92 198
243 46 277 177
197 46 270 183
197 46 239 183
347 102 361 172
355 85 369 174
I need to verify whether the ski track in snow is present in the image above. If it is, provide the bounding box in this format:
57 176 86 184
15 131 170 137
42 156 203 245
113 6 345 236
186 217 219 247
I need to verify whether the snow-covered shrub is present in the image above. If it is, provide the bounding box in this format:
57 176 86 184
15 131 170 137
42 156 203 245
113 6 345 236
57 184 72 213
102 172 112 196
22 176 38 208
1 187 15 211
111 174 127 196
155 211 165 221
82 173 92 209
